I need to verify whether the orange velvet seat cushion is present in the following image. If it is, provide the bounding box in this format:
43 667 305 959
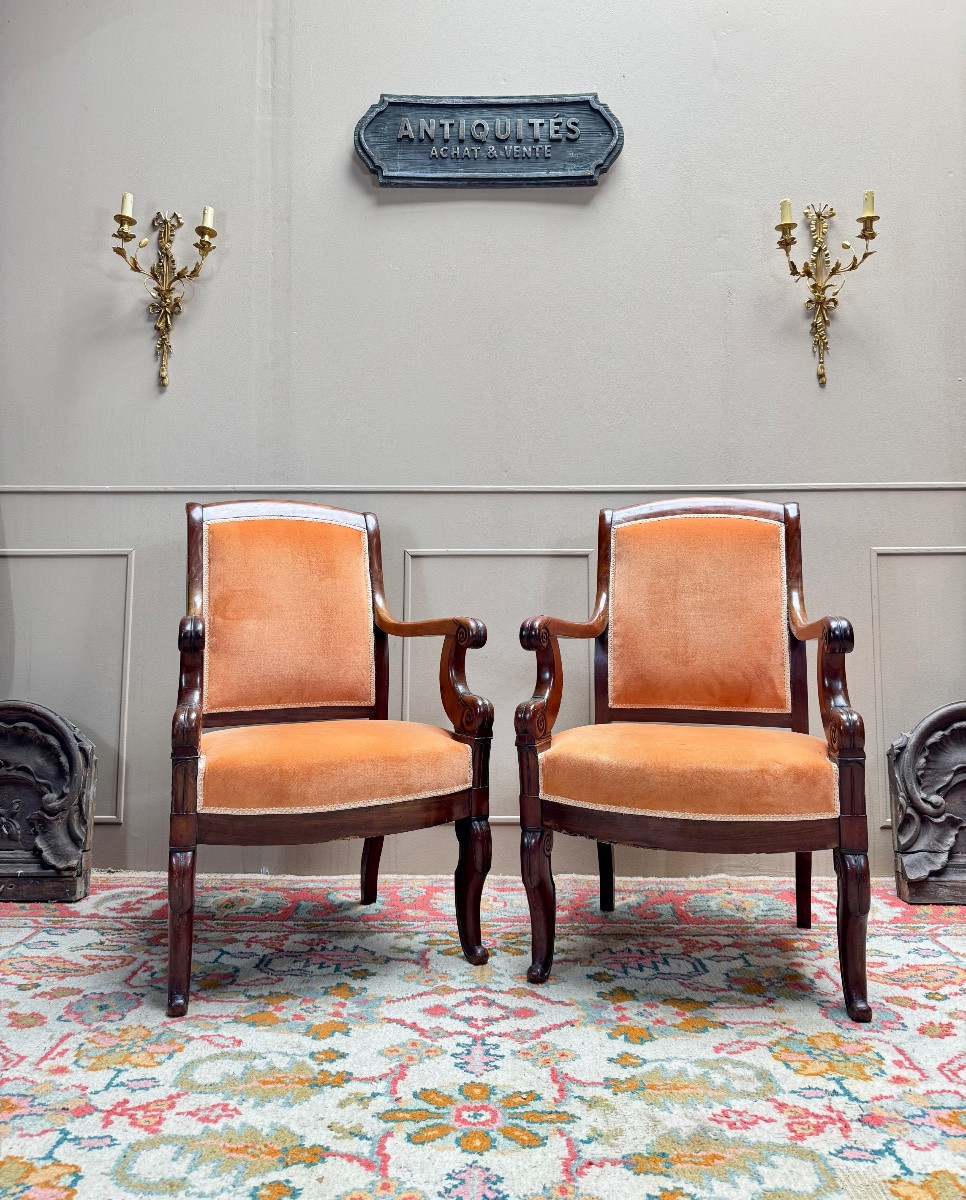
539 723 838 820
609 514 791 712
198 720 472 814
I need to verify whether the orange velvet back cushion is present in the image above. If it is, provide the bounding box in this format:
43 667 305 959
608 514 790 712
203 514 375 712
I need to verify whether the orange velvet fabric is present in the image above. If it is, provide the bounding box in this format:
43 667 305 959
198 719 472 813
539 723 837 820
608 514 790 712
203 515 375 712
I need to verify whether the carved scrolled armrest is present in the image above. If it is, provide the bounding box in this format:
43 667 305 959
514 696 552 743
520 605 607 649
827 705 865 757
172 702 202 755
440 618 493 738
374 596 491 737
791 607 863 758
373 596 487 645
178 614 205 652
516 615 567 744
516 603 606 744
172 615 205 756
445 615 488 650
790 609 854 654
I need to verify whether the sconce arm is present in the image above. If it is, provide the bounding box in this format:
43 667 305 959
112 244 150 276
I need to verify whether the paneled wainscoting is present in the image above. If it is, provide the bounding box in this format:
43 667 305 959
1 484 964 877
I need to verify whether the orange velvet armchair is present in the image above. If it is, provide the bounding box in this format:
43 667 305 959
516 498 871 1022
168 499 493 1016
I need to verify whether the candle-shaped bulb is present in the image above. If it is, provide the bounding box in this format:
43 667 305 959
780 198 793 224
202 206 214 229
120 192 134 218
862 189 875 217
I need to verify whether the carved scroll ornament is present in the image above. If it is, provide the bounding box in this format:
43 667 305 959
0 702 96 902
889 701 966 903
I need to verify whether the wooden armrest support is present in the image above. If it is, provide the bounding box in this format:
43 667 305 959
790 607 854 655
440 620 494 739
515 616 567 744
519 605 607 649
516 537 609 743
790 607 863 759
375 599 486 644
826 704 864 758
178 614 205 653
172 703 202 756
374 596 491 738
172 615 204 757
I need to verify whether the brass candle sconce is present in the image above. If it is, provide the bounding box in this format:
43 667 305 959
111 194 217 386
775 192 879 385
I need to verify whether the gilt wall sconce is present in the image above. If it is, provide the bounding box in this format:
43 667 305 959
111 194 217 387
775 192 879 385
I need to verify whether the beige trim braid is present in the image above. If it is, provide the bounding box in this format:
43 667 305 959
607 513 791 713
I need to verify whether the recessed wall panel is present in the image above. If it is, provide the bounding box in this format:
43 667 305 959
401 550 594 816
0 551 132 821
872 549 966 825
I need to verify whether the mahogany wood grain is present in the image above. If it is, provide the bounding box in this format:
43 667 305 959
540 803 840 855
597 842 615 912
835 848 872 1022
795 850 812 929
360 836 383 905
196 791 471 846
521 827 555 984
455 816 492 965
167 848 195 1018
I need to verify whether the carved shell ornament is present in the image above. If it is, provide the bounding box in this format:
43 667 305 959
0 706 95 874
916 720 966 797
890 708 966 883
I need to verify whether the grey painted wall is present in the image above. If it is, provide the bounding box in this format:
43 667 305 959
1 1 964 880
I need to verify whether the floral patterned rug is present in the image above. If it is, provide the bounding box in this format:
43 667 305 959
0 872 964 1200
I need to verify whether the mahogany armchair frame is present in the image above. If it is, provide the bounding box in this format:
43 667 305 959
169 499 493 1017
515 497 871 1022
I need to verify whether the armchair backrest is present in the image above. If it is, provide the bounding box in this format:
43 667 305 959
595 498 807 731
187 500 388 724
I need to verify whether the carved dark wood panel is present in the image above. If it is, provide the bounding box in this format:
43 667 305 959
0 701 96 902
889 701 966 903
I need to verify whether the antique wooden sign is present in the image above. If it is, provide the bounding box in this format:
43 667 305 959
355 95 623 188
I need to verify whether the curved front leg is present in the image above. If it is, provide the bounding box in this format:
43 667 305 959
834 849 872 1023
522 827 555 983
454 816 491 965
167 846 196 1017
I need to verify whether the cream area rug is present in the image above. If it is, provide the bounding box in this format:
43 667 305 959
0 872 964 1199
